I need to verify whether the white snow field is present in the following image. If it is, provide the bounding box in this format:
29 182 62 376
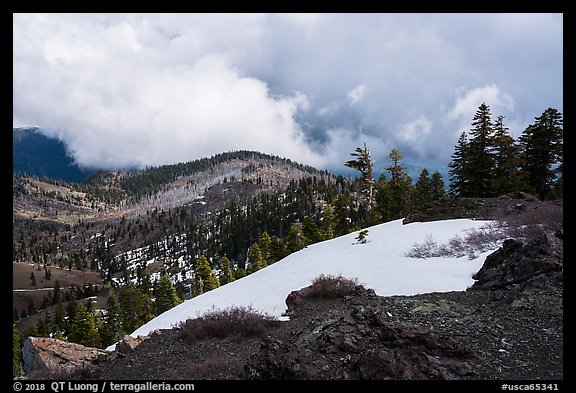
109 218 498 350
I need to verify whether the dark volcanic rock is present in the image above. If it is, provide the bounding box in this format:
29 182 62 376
246 287 473 380
471 232 563 291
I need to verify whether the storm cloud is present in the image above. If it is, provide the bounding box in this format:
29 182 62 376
13 13 563 173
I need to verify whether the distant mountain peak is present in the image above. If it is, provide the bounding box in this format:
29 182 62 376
13 127 93 183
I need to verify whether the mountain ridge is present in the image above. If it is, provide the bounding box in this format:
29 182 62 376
13 127 94 183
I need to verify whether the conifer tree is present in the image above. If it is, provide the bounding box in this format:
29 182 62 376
194 255 220 292
414 168 433 206
269 236 288 263
466 103 495 197
218 256 235 285
302 216 324 244
258 232 272 264
119 284 155 334
36 316 49 337
332 196 352 236
321 203 335 240
492 115 521 195
99 294 123 347
383 149 413 219
518 108 563 200
154 273 182 315
286 222 307 253
448 131 470 197
345 143 376 223
68 304 100 348
52 300 66 335
247 243 266 274
430 171 446 200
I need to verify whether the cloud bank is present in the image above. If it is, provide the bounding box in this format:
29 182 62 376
13 13 563 173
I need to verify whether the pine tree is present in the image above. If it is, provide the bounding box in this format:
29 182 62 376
345 143 376 223
218 256 235 285
99 294 123 347
269 236 288 263
321 203 335 240
414 168 433 206
383 149 413 219
302 216 324 244
36 315 49 337
518 108 563 200
333 196 352 236
247 243 266 274
13 328 24 378
119 284 155 334
52 280 61 306
466 103 496 197
286 222 307 253
258 232 272 264
492 115 521 195
430 171 446 200
68 304 100 348
154 273 182 315
448 131 471 197
194 255 220 292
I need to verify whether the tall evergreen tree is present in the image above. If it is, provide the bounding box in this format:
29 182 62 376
119 284 155 334
154 273 182 315
332 196 352 236
99 294 123 347
414 168 433 206
258 232 272 264
466 103 496 197
285 222 307 252
194 255 220 292
218 256 235 285
448 131 470 197
302 216 324 244
518 108 563 200
430 171 446 200
320 203 335 240
68 304 100 348
269 236 288 263
345 143 376 223
492 115 521 195
382 149 413 219
246 243 266 274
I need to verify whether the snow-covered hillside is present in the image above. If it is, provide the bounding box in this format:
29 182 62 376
111 218 499 349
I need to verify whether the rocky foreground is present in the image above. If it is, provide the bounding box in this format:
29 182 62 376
28 226 562 380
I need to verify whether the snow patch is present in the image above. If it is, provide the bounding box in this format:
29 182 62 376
107 218 497 351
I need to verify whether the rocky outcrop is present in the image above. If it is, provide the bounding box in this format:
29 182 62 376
246 287 473 380
471 231 563 291
22 337 109 377
116 335 152 355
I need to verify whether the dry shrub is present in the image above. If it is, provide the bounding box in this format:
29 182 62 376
503 203 563 242
306 274 359 299
178 306 278 344
407 201 563 259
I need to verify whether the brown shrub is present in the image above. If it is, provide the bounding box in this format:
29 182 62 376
306 274 359 299
178 306 278 344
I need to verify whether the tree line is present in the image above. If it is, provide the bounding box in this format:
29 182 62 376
448 104 563 200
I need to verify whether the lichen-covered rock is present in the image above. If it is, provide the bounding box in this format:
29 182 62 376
22 337 109 377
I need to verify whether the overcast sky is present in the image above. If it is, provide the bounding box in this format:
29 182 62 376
13 13 563 175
